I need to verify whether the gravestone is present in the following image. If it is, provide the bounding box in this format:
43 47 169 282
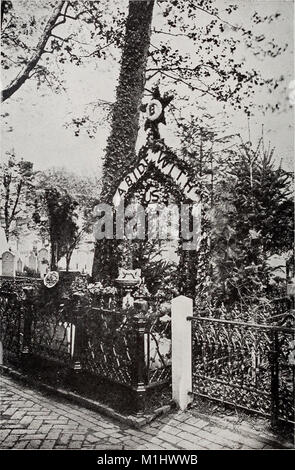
28 252 38 273
2 251 15 277
16 258 23 274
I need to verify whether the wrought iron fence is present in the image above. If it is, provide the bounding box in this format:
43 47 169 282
76 307 137 386
269 296 294 324
146 313 171 386
74 305 172 388
0 283 75 366
29 304 75 364
0 291 24 359
0 279 172 413
190 314 295 425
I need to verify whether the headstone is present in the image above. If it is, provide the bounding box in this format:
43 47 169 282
16 258 23 274
0 227 8 254
2 251 15 277
38 248 49 264
28 252 37 273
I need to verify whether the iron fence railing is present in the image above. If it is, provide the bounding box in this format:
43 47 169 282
146 313 171 386
74 305 172 389
76 307 137 386
0 292 24 359
190 314 295 425
0 282 172 413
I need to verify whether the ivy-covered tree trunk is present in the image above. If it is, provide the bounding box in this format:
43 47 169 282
92 0 155 281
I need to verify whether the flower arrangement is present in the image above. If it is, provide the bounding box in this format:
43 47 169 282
87 282 117 297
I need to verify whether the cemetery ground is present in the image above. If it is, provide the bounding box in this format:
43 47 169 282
1 370 293 451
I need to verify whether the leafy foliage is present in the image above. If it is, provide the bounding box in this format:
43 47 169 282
209 146 293 306
0 150 36 242
32 187 79 270
177 118 294 308
147 0 287 114
32 168 99 270
1 0 125 101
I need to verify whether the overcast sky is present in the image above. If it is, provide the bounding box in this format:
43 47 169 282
1 0 294 177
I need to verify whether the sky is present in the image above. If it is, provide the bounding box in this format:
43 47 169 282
1 0 294 177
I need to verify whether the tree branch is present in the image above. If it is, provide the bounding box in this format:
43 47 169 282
160 70 216 98
1 1 65 102
9 180 23 225
195 5 239 32
152 28 188 38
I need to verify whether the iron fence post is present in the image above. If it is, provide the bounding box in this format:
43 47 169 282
21 287 34 358
71 294 86 372
270 328 279 428
132 299 148 415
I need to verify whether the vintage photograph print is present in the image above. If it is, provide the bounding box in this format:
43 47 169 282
0 0 294 456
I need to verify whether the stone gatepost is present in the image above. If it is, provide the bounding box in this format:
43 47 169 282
171 295 193 410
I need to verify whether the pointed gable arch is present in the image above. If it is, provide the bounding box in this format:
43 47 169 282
113 148 201 206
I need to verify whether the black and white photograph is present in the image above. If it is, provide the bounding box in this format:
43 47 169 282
0 0 294 456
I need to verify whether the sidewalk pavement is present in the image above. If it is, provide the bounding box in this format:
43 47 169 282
0 372 293 450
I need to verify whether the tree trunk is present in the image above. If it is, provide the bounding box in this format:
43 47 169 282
66 248 74 272
50 246 57 271
92 0 155 281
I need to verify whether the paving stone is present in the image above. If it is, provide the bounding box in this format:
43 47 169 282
10 429 33 435
2 435 18 444
13 440 29 449
158 423 179 435
38 424 53 434
40 440 56 449
161 441 179 450
142 444 166 450
201 441 224 450
47 430 61 440
71 434 87 441
156 431 182 445
19 416 34 425
0 430 11 441
57 433 72 445
27 419 43 429
85 434 100 443
26 440 42 449
19 433 47 440
3 424 26 429
185 417 209 429
149 436 166 446
69 441 84 449
121 439 138 450
11 411 26 420
93 431 109 438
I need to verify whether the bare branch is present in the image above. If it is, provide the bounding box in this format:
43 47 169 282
9 181 23 225
152 28 188 38
160 70 216 98
50 33 68 42
195 5 240 32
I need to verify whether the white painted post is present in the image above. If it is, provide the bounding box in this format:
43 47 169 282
172 295 193 410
